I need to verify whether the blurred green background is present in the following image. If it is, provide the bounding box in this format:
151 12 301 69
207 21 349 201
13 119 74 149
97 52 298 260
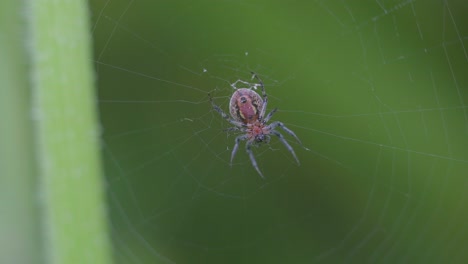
90 1 468 263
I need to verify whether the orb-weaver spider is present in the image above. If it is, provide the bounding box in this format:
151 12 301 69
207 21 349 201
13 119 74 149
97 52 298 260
209 73 306 178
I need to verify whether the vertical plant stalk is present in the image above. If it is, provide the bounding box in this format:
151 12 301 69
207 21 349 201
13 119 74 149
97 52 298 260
0 1 41 264
27 0 112 263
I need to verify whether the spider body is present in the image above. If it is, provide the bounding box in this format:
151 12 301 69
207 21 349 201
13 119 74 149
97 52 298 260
209 73 305 178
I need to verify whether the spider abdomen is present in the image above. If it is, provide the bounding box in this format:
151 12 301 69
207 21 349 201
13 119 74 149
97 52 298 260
229 88 263 124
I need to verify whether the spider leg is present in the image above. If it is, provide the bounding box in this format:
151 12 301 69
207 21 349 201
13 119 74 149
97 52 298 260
267 121 308 149
209 93 245 128
231 79 253 89
246 140 264 178
231 134 249 166
251 72 268 120
271 130 300 165
262 107 278 124
223 127 247 133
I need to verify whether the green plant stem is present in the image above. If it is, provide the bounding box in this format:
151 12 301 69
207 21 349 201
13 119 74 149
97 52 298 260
27 0 112 263
0 1 41 264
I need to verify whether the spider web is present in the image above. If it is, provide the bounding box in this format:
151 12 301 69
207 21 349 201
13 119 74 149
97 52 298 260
90 0 468 263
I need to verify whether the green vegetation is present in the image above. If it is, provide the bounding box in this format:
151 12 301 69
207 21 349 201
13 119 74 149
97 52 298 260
0 1 112 263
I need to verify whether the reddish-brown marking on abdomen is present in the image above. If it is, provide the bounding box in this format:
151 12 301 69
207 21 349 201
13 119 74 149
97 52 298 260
238 102 258 123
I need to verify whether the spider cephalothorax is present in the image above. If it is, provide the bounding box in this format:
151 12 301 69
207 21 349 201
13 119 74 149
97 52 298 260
209 73 306 178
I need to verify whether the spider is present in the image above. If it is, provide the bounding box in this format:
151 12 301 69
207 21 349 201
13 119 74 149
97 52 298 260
209 72 307 178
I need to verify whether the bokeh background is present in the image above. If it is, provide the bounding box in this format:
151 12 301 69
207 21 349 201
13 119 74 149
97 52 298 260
90 1 468 263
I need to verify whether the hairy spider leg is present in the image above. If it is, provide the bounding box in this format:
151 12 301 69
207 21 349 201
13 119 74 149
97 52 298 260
230 79 253 90
230 134 249 166
246 140 264 178
230 78 262 90
262 108 278 124
271 130 300 165
268 121 307 149
209 94 245 128
223 127 246 133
